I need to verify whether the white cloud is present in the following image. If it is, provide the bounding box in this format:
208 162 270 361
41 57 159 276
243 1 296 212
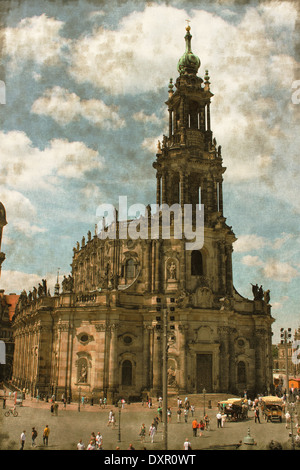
234 233 295 253
262 260 299 282
242 255 263 267
0 130 105 190
68 5 186 94
133 111 161 125
0 269 63 295
271 295 289 311
31 86 125 129
0 189 46 237
235 235 267 253
4 14 70 69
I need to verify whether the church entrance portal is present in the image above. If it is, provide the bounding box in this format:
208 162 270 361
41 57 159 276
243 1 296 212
196 354 212 392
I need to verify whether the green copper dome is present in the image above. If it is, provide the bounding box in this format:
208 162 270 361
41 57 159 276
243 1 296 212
177 26 200 75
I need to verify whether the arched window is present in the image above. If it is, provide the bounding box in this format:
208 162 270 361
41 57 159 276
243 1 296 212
126 259 135 279
122 360 132 386
191 250 203 276
237 361 246 384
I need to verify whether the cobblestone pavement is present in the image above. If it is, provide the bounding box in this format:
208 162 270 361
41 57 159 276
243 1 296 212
0 396 298 451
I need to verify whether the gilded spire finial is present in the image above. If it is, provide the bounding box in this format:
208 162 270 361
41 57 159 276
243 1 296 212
185 19 191 31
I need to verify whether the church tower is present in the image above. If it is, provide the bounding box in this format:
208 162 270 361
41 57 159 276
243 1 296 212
153 25 236 298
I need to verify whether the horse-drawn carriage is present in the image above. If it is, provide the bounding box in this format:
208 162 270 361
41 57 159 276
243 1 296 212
218 398 248 421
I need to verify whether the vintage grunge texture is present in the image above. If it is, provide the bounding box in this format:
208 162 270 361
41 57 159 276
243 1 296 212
0 0 299 344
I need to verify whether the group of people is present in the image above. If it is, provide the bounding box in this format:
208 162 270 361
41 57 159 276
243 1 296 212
19 424 50 450
77 431 103 450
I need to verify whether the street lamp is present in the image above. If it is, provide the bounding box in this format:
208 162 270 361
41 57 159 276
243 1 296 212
78 386 81 412
203 388 206 416
280 328 292 394
280 328 295 449
118 399 122 442
162 306 168 450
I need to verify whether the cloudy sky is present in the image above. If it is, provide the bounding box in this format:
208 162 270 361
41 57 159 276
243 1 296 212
0 0 299 342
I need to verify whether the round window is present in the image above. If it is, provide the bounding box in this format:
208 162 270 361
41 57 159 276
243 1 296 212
123 335 132 344
238 339 245 347
80 334 89 343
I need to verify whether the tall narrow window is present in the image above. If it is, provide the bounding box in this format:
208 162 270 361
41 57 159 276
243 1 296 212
191 250 203 276
126 259 135 279
217 182 220 212
122 360 132 386
237 361 246 384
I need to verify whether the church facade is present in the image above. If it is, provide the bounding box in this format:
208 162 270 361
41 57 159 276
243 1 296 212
11 26 274 402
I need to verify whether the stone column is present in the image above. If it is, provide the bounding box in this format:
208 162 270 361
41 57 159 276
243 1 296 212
179 171 186 208
162 172 167 205
142 323 151 390
168 109 172 138
177 324 188 392
94 323 107 394
108 323 119 401
206 103 211 131
151 326 162 396
56 323 70 393
154 240 160 292
217 327 230 392
218 180 223 214
225 245 233 296
156 173 161 206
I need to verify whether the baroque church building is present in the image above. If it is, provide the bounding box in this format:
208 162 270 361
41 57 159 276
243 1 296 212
11 26 274 402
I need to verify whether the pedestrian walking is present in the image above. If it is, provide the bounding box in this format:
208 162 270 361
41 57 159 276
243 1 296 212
111 411 116 428
87 439 96 450
285 411 291 429
184 408 188 423
20 430 26 450
31 427 38 447
139 424 146 442
216 411 222 428
149 423 156 443
204 414 210 430
107 409 113 426
191 405 195 417
96 432 103 449
167 407 172 423
43 425 50 445
183 438 192 450
77 439 85 450
192 418 198 437
177 408 181 422
198 420 205 436
221 413 227 428
254 407 260 423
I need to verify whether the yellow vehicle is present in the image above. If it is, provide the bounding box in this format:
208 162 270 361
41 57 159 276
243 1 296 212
261 396 283 422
